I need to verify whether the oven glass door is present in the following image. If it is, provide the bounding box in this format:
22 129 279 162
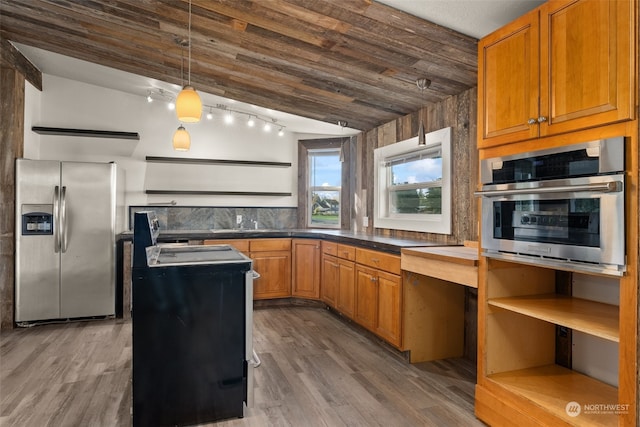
493 198 600 247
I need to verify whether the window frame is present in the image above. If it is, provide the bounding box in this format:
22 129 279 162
307 148 342 229
298 137 351 230
374 127 452 234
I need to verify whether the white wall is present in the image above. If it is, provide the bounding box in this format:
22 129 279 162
25 74 301 208
23 80 41 158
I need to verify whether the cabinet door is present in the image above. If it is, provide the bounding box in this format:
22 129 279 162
251 250 291 299
478 8 540 148
376 271 402 348
337 259 356 318
321 255 339 307
355 265 378 332
292 239 321 299
540 0 634 136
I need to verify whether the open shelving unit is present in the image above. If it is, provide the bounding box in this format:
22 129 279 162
477 257 631 426
487 365 618 425
488 294 619 342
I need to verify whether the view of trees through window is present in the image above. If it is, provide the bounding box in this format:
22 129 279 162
389 156 443 214
309 150 341 227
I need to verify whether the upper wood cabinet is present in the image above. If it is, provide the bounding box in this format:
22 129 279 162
478 0 635 148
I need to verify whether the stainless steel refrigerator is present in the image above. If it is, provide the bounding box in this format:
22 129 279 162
15 159 125 324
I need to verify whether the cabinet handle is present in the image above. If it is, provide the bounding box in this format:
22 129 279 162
527 118 537 125
371 258 380 263
537 116 547 123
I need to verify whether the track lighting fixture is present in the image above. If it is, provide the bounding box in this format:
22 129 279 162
145 90 288 134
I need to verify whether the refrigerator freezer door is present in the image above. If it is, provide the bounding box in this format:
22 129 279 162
60 162 116 318
15 159 61 322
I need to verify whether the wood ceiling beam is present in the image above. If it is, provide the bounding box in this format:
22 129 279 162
0 39 42 90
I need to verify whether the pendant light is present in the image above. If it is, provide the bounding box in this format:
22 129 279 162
175 0 202 123
337 120 348 162
416 78 431 146
172 125 191 151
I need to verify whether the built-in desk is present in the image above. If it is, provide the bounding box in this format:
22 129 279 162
401 245 478 287
401 244 479 363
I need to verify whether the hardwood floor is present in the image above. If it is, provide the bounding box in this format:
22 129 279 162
0 306 483 426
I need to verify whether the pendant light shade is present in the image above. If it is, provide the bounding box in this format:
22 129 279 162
172 125 191 151
418 119 426 146
176 85 202 122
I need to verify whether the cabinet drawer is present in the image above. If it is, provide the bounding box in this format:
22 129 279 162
322 241 338 256
337 244 355 261
356 248 400 274
203 239 249 253
249 238 291 252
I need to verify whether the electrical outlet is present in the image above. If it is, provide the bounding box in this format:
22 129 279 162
363 216 369 227
236 215 242 225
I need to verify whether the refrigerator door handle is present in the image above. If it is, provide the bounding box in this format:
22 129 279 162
54 185 61 253
60 186 68 253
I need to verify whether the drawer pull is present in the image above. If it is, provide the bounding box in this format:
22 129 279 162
371 258 380 263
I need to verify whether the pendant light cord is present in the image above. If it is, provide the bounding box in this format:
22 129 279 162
180 45 184 86
188 0 192 86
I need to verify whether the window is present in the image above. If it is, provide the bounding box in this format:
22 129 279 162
308 149 341 228
374 127 451 234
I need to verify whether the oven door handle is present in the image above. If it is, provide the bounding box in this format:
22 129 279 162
474 181 623 197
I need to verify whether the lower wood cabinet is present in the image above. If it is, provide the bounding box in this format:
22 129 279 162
292 239 320 299
355 264 402 348
251 249 291 299
355 265 378 331
321 242 357 318
375 269 402 346
336 259 356 318
321 254 339 307
204 238 291 299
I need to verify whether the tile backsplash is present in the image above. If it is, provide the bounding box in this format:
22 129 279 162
129 206 297 230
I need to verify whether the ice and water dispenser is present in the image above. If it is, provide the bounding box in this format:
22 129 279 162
21 204 53 235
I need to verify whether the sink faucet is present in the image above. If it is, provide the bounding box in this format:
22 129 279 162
251 220 258 230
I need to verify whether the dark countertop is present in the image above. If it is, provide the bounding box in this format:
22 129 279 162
118 229 453 254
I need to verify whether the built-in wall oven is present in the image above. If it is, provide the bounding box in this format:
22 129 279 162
476 137 626 276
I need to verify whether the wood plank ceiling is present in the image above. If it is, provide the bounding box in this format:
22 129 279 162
0 0 478 131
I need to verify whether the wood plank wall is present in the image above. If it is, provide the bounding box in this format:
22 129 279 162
357 87 479 245
0 67 25 330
